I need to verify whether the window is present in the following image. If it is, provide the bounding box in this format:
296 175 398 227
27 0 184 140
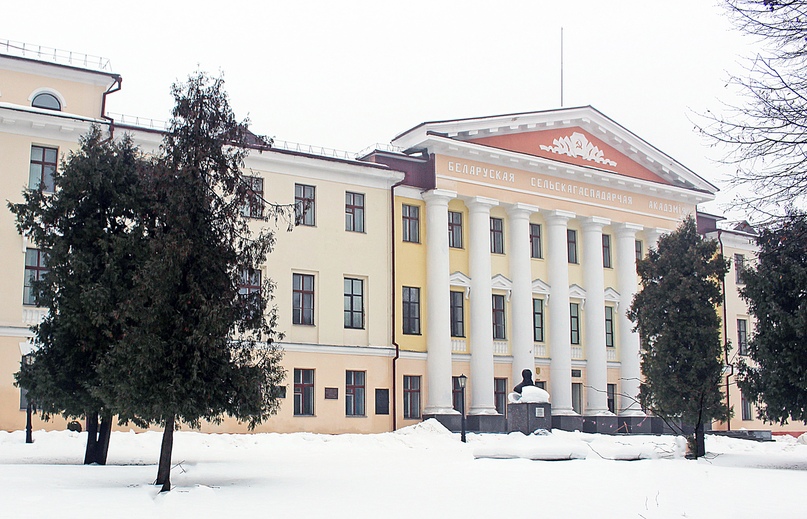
294 184 315 226
602 234 612 268
530 223 543 259
741 392 753 421
490 217 504 254
345 370 365 416
635 240 644 262
570 302 581 345
241 176 264 218
375 388 390 415
450 290 465 338
452 376 463 413
344 278 364 329
29 145 57 193
448 211 463 248
567 229 578 264
239 268 261 319
607 384 616 414
294 368 314 416
737 319 748 356
533 298 545 342
735 254 745 284
495 378 508 416
345 192 365 232
492 294 506 340
605 306 615 348
31 92 61 111
24 248 48 306
572 382 583 414
402 204 420 243
403 375 421 419
402 287 421 335
292 273 314 325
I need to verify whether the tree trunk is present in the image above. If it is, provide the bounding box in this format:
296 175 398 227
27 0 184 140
156 415 175 492
83 411 99 465
96 412 113 465
695 422 706 458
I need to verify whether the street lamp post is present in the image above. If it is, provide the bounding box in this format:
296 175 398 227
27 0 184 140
23 354 34 444
458 374 467 443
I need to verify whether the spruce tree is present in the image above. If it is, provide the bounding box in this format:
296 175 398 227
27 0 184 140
95 71 286 492
628 216 729 458
737 211 807 425
9 127 146 464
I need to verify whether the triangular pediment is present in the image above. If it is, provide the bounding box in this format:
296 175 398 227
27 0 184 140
467 127 670 185
391 106 716 194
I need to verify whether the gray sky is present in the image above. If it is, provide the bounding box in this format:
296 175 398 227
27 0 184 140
4 0 756 218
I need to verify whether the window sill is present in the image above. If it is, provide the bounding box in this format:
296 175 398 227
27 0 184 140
292 323 316 327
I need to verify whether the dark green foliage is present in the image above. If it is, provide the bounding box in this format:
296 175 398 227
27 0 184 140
737 211 807 425
9 126 145 463
94 72 286 491
628 216 729 457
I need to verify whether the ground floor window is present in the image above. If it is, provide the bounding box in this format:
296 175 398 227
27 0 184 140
294 368 314 416
403 375 421 419
494 377 508 416
741 392 753 421
572 382 583 415
607 383 616 414
345 370 365 416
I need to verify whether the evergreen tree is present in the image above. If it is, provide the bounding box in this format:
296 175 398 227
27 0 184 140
9 127 146 464
628 216 729 458
737 211 807 425
95 72 287 492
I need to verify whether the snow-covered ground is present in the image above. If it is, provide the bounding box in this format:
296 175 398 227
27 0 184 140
1 420 805 518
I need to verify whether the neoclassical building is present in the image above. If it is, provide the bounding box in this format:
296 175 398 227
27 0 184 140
364 109 716 433
2 41 801 436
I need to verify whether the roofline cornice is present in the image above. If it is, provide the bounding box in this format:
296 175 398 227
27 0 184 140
425 134 715 205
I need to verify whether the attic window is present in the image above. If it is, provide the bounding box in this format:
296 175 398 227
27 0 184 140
32 93 61 111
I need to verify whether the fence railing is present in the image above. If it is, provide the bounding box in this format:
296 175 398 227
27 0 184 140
1 39 112 72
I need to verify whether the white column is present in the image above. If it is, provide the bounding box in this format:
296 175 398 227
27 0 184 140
644 227 666 253
615 222 645 416
545 210 576 415
422 190 458 416
581 217 611 416
467 196 499 415
507 203 540 387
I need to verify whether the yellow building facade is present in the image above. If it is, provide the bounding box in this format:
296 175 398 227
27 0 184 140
1 43 802 436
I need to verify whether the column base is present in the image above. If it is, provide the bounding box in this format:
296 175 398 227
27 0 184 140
423 413 463 432
467 414 506 433
507 403 552 434
617 415 653 434
582 415 619 434
551 414 584 432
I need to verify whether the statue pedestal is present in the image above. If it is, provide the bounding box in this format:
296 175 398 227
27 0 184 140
506 402 552 434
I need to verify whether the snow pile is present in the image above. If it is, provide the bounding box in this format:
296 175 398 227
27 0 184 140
507 385 550 404
3 427 807 518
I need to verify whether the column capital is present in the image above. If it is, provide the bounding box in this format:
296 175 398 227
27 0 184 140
643 227 667 245
615 222 644 238
581 216 611 231
464 196 499 211
506 202 540 218
543 209 575 225
422 189 457 204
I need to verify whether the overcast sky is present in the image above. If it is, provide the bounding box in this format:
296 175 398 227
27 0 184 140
4 1 757 218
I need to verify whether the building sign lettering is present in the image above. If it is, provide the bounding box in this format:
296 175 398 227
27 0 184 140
440 157 690 217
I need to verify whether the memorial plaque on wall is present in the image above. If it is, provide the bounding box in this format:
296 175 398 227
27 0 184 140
324 387 338 399
375 388 390 415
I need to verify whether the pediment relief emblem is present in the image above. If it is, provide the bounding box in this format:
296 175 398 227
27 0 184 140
539 131 617 167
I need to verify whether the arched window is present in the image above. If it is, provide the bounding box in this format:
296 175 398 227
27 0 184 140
31 92 61 111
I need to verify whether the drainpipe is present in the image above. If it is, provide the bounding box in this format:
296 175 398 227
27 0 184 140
717 229 731 431
100 74 122 138
390 176 405 431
